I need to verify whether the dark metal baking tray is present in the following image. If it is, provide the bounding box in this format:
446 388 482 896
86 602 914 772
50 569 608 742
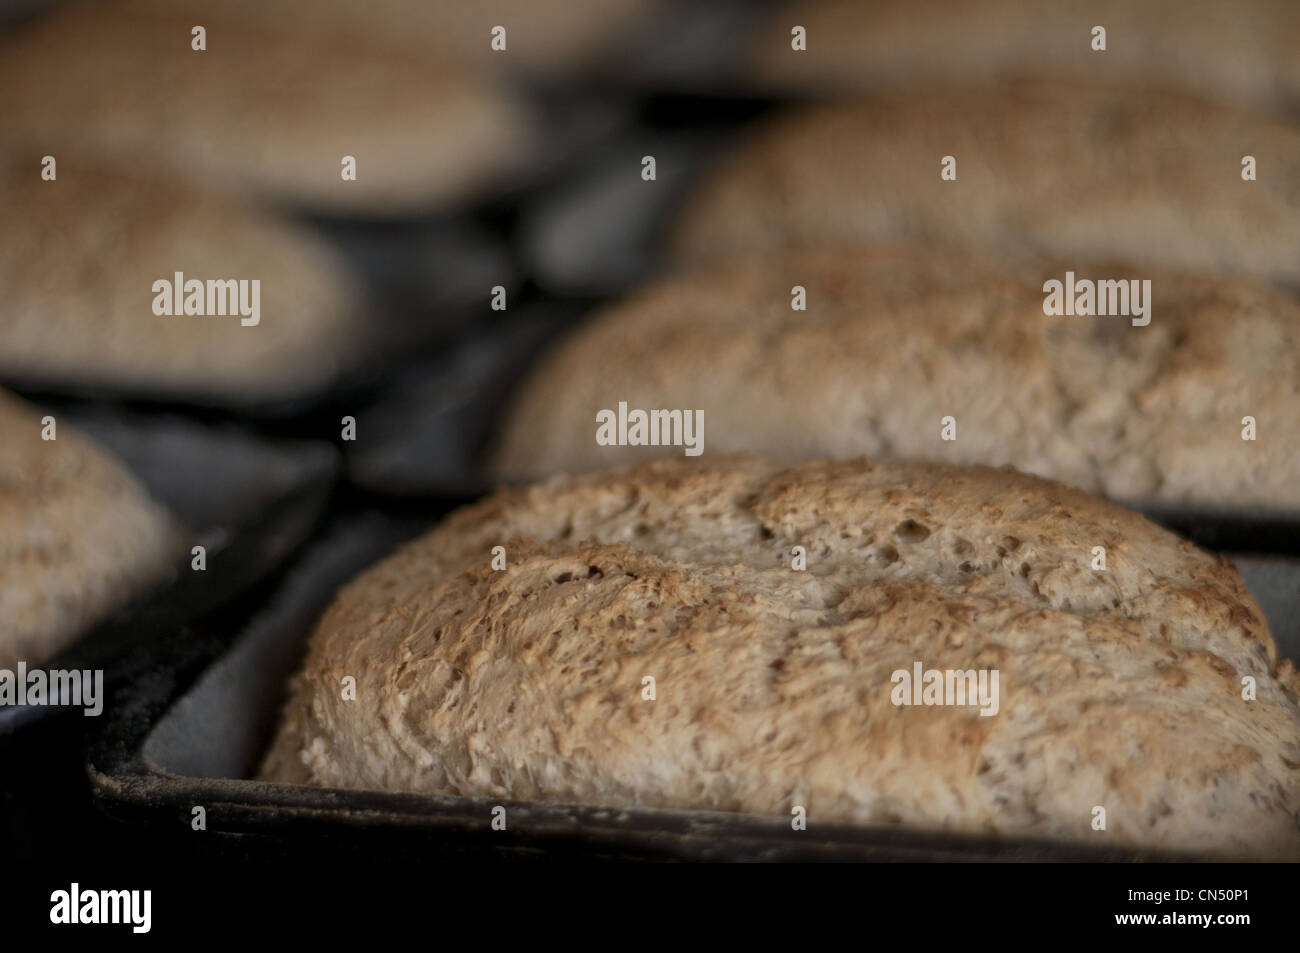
1232 555 1300 661
340 303 584 497
590 0 779 97
86 511 1292 862
520 129 734 296
519 96 777 296
1132 504 1300 558
0 403 339 734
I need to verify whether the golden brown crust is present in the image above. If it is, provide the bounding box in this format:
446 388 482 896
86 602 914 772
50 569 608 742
0 390 182 668
263 455 1300 857
671 81 1300 286
744 0 1300 112
0 2 535 213
492 245 1300 510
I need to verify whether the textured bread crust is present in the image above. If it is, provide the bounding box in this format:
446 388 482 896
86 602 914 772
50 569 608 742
671 81 1300 286
262 456 1300 856
0 391 182 669
492 246 1300 510
0 2 534 213
122 0 664 75
744 0 1300 113
0 159 365 402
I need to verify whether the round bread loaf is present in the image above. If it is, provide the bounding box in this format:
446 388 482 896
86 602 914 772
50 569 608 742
0 390 182 669
743 0 1300 113
0 158 365 403
671 81 1300 286
261 455 1300 856
492 246 1300 510
0 2 534 214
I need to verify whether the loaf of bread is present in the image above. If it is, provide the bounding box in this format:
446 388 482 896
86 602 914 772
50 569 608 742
492 246 1300 510
0 2 534 214
743 0 1300 113
121 0 664 75
0 390 182 669
0 158 365 403
262 456 1300 857
672 81 1300 286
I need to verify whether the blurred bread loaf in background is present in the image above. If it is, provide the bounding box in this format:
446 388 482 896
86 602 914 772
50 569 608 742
0 0 536 214
0 390 182 669
743 0 1300 114
120 0 668 76
0 158 366 403
672 81 1300 286
493 245 1300 510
